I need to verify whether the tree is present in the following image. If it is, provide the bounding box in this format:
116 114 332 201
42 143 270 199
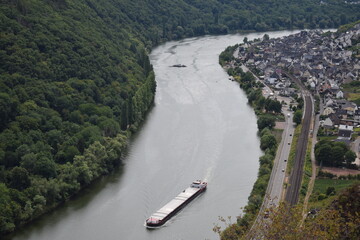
260 134 277 150
20 153 37 172
61 146 80 163
0 93 16 130
0 183 16 233
242 71 255 82
265 99 282 113
331 146 346 167
243 37 248 43
8 167 31 190
293 110 302 125
259 153 273 166
344 150 356 167
315 144 332 165
326 186 336 196
257 115 275 130
33 157 57 179
260 127 272 137
99 118 121 137
263 33 270 41
271 100 282 113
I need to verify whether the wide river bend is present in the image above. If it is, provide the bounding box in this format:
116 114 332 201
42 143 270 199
10 30 298 240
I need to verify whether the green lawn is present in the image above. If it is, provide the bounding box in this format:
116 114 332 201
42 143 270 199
309 178 359 209
299 139 312 203
317 135 337 141
287 124 301 174
272 128 283 145
313 179 356 193
347 92 360 101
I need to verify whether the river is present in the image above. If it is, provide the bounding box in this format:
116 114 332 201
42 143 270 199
9 30 298 240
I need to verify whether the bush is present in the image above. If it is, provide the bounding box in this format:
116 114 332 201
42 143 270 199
318 193 327 200
326 186 336 196
257 115 276 130
318 170 336 179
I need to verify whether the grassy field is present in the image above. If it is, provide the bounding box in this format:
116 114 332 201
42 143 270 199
287 124 302 174
346 92 360 101
308 178 359 209
299 139 312 204
317 135 337 141
272 128 284 145
313 179 356 194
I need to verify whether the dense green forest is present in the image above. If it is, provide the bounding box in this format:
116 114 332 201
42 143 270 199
0 0 157 234
1 0 360 235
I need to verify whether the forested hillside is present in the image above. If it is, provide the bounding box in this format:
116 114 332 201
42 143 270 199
96 0 360 43
1 0 360 235
0 0 156 234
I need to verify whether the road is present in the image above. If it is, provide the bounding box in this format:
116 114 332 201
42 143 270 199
247 69 312 238
247 80 295 239
267 109 295 206
240 64 295 207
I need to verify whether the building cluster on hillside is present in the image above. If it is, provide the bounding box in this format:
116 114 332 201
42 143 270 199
235 24 360 142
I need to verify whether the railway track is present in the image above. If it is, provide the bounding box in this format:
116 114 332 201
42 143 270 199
246 69 313 238
283 72 313 205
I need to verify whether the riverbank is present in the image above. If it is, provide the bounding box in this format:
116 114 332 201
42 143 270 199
216 55 288 238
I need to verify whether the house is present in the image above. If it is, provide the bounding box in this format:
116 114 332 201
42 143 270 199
323 117 334 129
325 99 334 107
266 77 277 85
275 82 285 89
337 124 353 141
337 100 357 112
310 81 316 90
329 113 341 125
335 90 344 99
323 107 335 116
354 109 360 122
335 109 348 119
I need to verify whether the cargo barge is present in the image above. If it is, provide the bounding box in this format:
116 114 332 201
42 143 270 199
145 180 207 228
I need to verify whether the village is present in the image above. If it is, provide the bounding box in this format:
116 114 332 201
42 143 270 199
234 24 360 155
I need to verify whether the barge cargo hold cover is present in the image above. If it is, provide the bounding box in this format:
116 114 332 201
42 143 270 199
146 180 207 228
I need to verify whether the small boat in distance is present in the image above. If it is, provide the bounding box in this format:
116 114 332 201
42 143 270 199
145 180 207 228
170 64 187 67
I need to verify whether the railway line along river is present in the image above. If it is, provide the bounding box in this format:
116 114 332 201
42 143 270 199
9 30 297 240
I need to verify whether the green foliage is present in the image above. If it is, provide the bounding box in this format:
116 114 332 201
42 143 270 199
315 140 355 167
337 20 360 33
8 167 30 190
219 45 237 65
263 34 270 41
220 54 283 237
0 0 157 234
264 98 282 113
260 134 277 151
326 186 336 196
293 109 302 125
225 73 279 236
0 183 16 233
257 115 276 130
344 150 356 167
